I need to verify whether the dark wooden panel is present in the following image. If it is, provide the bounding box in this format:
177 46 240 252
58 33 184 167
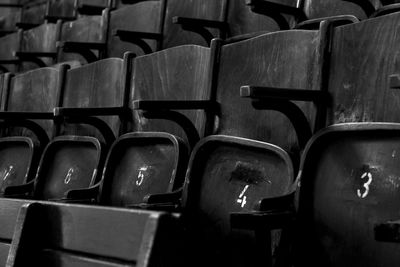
11 203 181 266
131 45 211 141
108 1 162 58
6 67 61 139
327 13 400 125
216 30 323 154
163 0 227 48
61 58 124 139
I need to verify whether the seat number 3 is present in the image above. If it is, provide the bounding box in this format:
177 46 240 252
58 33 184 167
357 172 372 199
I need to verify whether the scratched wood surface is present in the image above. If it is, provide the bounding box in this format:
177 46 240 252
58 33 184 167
5 67 61 140
163 0 227 48
107 1 163 58
131 45 212 142
20 23 59 71
0 32 19 73
10 203 181 266
61 58 124 139
215 30 323 155
327 13 400 125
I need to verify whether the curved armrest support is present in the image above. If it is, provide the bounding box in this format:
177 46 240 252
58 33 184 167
114 29 162 54
371 3 400 18
173 16 228 45
15 52 57 68
65 184 100 202
144 188 183 204
240 86 330 149
246 0 306 29
3 181 35 198
133 100 219 149
57 41 106 63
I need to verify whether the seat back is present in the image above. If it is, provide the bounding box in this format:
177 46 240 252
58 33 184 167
60 57 125 141
3 66 65 141
327 12 400 125
20 22 61 71
182 135 294 267
100 132 189 207
163 0 228 48
59 9 108 63
108 1 164 57
131 44 214 142
214 29 328 155
33 136 103 200
297 123 400 266
8 202 183 267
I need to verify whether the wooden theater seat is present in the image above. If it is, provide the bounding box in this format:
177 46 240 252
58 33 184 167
7 202 183 266
249 123 400 266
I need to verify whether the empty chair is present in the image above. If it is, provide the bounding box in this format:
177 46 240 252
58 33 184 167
0 30 20 73
253 123 400 266
98 132 189 207
7 202 183 266
182 135 294 267
0 66 66 197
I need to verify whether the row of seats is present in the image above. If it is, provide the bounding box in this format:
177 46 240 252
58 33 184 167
2 0 400 73
1 0 400 267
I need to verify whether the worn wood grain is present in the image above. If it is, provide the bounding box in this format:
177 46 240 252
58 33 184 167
61 57 124 139
327 13 400 125
5 67 61 140
215 30 323 155
131 45 211 141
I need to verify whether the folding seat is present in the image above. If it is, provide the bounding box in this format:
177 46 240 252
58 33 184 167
237 123 400 267
0 30 20 73
0 66 67 198
7 202 183 266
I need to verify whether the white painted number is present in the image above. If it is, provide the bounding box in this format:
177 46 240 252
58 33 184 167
64 168 74 184
236 185 249 208
357 172 372 199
